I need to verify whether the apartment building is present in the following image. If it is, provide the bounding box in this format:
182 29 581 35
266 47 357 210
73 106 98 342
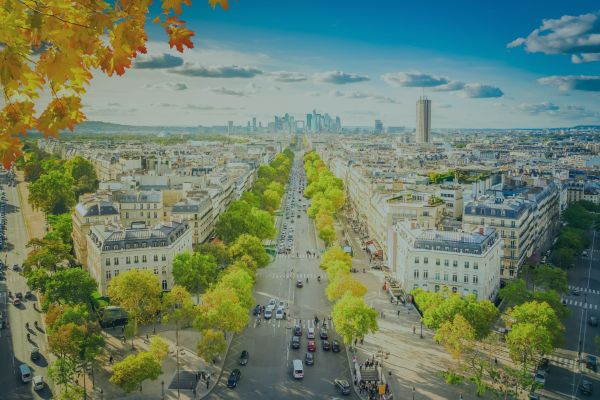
72 193 120 268
86 220 192 294
114 190 164 227
169 195 214 244
388 222 501 301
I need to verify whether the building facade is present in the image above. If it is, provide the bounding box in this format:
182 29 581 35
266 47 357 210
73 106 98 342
86 220 192 294
388 222 501 301
416 97 431 144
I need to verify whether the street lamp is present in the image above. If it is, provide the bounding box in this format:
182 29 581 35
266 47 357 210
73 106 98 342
161 381 165 399
412 387 415 400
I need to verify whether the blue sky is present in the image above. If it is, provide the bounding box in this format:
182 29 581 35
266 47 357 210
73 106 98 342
84 0 600 128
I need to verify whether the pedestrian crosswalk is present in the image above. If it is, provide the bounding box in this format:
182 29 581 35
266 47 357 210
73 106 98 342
561 298 599 310
253 317 334 331
569 285 600 295
274 254 319 260
266 272 322 280
547 354 578 370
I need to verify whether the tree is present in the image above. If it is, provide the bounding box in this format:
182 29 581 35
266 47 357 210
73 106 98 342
215 201 275 243
0 0 229 168
48 358 77 394
321 247 352 269
323 260 352 281
506 301 563 347
195 286 249 334
110 351 162 393
162 285 197 329
316 211 334 232
434 314 475 365
318 224 337 247
326 274 367 301
499 279 529 308
23 160 44 182
27 268 50 292
532 264 568 294
195 241 231 267
332 292 378 344
461 297 499 340
229 234 270 268
24 237 73 272
107 269 162 325
216 267 254 309
197 328 227 362
46 213 73 244
28 170 76 214
262 189 281 212
64 156 98 195
550 247 576 269
249 207 276 240
172 251 218 296
45 268 97 306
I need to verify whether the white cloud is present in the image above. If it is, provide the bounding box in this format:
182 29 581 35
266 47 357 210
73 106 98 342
143 82 188 91
538 75 600 91
517 102 600 120
328 90 399 103
432 80 465 91
462 83 504 98
517 102 560 115
170 64 263 78
210 83 258 97
381 72 449 87
508 12 600 63
270 71 308 82
315 70 370 84
134 53 184 69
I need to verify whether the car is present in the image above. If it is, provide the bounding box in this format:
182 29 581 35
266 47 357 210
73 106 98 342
275 308 284 320
307 327 315 339
12 264 19 271
334 378 351 395
267 298 276 309
15 292 22 299
24 291 33 299
30 346 40 361
332 340 341 352
33 375 44 391
19 364 32 382
278 301 285 309
322 340 331 351
304 352 314 365
534 370 546 386
296 280 303 288
294 324 302 336
226 369 241 388
580 380 594 396
239 350 249 366
583 250 589 257
307 340 316 352
586 355 597 371
320 329 328 339
571 288 582 296
264 310 273 319
590 316 598 327
253 304 261 315
291 336 301 349
529 394 540 400
13 298 21 306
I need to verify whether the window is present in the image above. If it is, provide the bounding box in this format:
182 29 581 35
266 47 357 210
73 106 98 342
435 272 440 280
106 270 112 280
134 256 139 263
125 212 129 219
162 266 167 275
473 275 479 284
126 256 131 264
414 257 419 264
413 270 419 279
480 218 484 225
114 257 119 266
114 270 119 277
142 255 147 263
434 285 440 293
162 255 167 261
436 259 440 266
105 258 111 266
473 289 478 298
154 266 159 275
453 260 458 267
473 262 478 270
154 255 159 262
444 259 449 267
464 261 469 269
423 270 428 279
452 287 458 293
113 244 118 250
452 273 457 282
423 257 428 264
443 273 448 281
464 275 469 283
154 203 157 209
154 212 158 218
511 221 515 227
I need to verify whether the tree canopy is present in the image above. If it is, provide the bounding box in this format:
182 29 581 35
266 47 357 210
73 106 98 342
106 269 162 325
332 292 378 344
172 251 218 295
28 170 76 214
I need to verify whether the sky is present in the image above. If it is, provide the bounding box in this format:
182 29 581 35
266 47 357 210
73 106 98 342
83 0 600 129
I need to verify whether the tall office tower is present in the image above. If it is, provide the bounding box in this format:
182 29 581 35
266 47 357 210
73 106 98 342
335 116 341 133
374 119 383 134
416 97 431 143
306 114 312 132
312 110 318 132
252 117 257 132
228 120 233 135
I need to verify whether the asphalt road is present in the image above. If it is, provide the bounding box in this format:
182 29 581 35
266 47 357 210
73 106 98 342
544 229 600 400
0 181 52 400
207 154 359 400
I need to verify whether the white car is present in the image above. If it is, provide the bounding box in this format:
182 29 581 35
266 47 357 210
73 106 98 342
307 327 315 339
33 375 44 391
264 309 273 319
275 308 284 319
534 370 546 386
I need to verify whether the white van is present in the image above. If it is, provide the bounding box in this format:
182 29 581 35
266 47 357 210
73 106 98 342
292 359 304 379
19 364 32 382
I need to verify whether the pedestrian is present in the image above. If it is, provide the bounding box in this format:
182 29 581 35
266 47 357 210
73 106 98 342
109 355 113 364
360 338 364 345
146 333 149 341
397 309 401 317
413 326 416 334
494 357 498 365
206 380 209 390
354 338 358 346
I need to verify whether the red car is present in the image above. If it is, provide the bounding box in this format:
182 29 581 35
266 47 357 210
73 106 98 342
307 340 316 352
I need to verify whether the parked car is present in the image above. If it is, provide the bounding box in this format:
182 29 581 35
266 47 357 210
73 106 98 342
334 378 351 395
587 355 598 372
320 329 328 339
33 375 45 391
226 369 241 388
589 316 598 327
253 305 261 315
322 340 331 351
30 346 40 361
534 370 546 386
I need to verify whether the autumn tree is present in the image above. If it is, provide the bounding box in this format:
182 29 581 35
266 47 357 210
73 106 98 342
332 292 378 344
216 267 254 309
318 224 337 247
434 314 475 366
0 0 229 168
321 246 352 269
24 237 73 273
197 328 227 362
110 351 162 393
195 286 249 334
326 274 367 301
107 269 162 329
162 285 197 330
229 234 270 268
172 251 218 297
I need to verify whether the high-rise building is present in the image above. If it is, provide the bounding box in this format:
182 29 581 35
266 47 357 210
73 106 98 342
374 120 383 134
228 120 233 135
252 117 257 132
416 97 431 143
306 114 312 132
335 116 341 133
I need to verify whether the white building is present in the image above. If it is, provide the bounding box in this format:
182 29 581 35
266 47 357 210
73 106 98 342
86 220 192 294
388 222 502 301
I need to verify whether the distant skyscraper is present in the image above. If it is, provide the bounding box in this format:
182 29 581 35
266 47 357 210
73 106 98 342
374 119 383 134
306 114 312 132
228 120 233 135
335 116 341 133
416 97 431 143
252 117 257 132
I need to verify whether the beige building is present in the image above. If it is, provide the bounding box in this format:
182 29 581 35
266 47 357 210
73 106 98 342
86 220 192 294
169 195 214 244
114 190 164 227
72 194 120 268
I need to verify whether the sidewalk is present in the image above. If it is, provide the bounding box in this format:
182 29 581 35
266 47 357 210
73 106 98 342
80 324 232 400
335 213 494 400
15 170 46 241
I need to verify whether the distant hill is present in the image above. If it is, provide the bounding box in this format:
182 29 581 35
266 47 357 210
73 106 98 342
62 121 202 135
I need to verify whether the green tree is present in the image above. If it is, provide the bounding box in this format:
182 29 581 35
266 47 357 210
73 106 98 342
197 328 227 362
318 224 337 247
23 160 44 182
326 274 367 301
162 285 197 329
550 247 576 269
321 247 352 269
216 267 254 309
323 260 352 281
462 296 499 339
532 264 568 293
28 170 76 214
249 207 276 240
262 189 281 212
229 234 270 268
110 351 162 393
64 156 98 196
195 241 231 267
107 269 162 326
195 286 249 333
46 213 73 244
27 268 50 292
24 237 73 273
45 268 97 306
332 292 378 344
434 314 475 365
172 251 218 297
48 357 77 393
499 279 529 308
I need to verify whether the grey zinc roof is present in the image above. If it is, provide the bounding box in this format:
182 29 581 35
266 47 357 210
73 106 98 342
76 201 119 217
